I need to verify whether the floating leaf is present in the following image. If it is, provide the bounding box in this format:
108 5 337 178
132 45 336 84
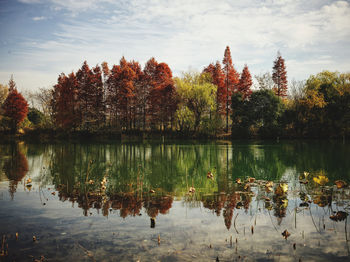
313 175 329 186
248 177 255 183
282 230 291 239
265 186 273 193
313 195 328 207
330 211 348 222
275 183 288 196
266 181 274 188
335 180 347 189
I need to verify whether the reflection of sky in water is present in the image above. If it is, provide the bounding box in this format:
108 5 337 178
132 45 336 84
1 142 350 261
1 179 350 261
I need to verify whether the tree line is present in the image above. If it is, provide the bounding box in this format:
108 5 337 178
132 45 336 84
0 46 349 138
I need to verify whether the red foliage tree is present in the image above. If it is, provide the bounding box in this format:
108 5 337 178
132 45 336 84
51 73 79 129
105 64 121 126
118 57 136 129
204 61 226 114
143 57 159 129
222 46 240 131
2 78 28 132
272 52 288 97
128 60 143 129
149 62 177 130
105 57 135 129
76 61 105 129
237 65 253 100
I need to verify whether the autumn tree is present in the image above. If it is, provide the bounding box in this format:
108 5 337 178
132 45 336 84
203 61 225 114
128 60 143 129
149 62 177 130
76 61 105 129
142 58 159 130
2 78 28 133
222 46 240 131
105 57 136 130
237 65 253 100
118 57 136 129
272 52 288 97
51 73 79 129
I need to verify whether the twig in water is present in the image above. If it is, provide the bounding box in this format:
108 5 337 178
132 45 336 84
76 242 96 262
268 210 279 232
234 213 240 234
309 207 321 234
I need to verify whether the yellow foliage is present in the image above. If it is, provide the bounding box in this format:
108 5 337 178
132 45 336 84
313 175 329 186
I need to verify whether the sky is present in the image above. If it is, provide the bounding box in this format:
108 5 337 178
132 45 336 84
0 0 350 92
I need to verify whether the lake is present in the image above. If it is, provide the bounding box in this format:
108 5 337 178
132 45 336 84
0 140 350 261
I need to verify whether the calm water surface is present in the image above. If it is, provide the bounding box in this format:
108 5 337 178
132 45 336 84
0 140 350 261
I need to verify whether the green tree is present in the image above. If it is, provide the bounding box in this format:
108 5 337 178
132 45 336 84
175 72 217 132
300 71 350 137
174 105 194 132
249 90 285 138
231 92 250 137
27 107 44 126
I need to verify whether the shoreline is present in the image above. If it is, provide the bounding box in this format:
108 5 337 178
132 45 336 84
0 128 347 143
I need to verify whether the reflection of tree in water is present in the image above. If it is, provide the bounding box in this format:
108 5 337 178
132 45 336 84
202 190 250 230
273 194 288 225
110 193 143 218
56 184 173 223
203 193 226 216
36 141 350 230
223 193 240 230
3 143 28 199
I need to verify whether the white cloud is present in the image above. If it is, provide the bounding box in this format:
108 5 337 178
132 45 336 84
5 0 350 91
18 0 42 3
32 16 46 21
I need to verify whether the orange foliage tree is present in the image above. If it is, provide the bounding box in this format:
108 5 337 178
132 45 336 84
237 65 253 100
203 61 225 114
2 77 28 132
76 61 105 129
149 62 177 130
51 73 80 129
272 52 288 97
222 46 240 131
